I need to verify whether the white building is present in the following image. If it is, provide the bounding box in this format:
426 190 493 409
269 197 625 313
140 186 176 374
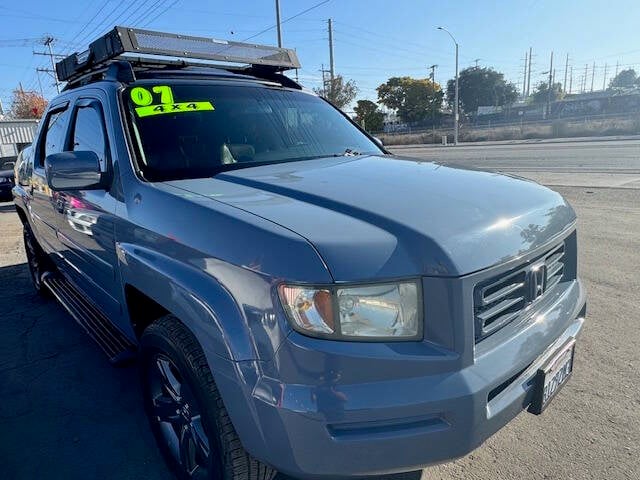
0 119 38 167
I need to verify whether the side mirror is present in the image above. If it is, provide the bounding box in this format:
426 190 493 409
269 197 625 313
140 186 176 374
373 136 384 147
45 151 106 191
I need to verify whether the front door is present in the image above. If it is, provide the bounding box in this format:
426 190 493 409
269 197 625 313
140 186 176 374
53 95 121 321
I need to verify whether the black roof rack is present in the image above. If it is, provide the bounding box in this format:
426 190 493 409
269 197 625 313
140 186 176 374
56 26 301 84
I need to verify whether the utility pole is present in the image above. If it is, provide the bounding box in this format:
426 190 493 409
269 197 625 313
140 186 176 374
428 64 438 131
583 64 588 93
603 63 608 90
33 36 62 93
615 60 619 77
275 0 282 47
569 66 573 94
45 36 60 93
36 70 44 95
526 47 533 97
590 62 595 92
437 26 459 145
473 58 480 68
546 51 553 119
522 51 528 99
319 64 328 97
563 53 569 93
327 18 335 99
429 64 437 83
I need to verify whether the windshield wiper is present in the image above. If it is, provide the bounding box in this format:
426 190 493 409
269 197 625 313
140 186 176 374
342 148 360 156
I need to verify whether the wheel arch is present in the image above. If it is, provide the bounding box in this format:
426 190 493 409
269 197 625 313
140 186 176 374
117 242 258 362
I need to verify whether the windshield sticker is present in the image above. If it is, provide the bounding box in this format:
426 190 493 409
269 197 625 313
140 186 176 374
135 102 215 117
130 86 214 117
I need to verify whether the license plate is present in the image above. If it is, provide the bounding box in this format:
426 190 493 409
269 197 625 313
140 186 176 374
529 339 575 415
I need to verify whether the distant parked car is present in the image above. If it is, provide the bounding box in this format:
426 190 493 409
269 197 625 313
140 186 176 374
0 169 15 201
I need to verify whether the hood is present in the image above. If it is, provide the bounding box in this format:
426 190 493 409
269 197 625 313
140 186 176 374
165 155 575 281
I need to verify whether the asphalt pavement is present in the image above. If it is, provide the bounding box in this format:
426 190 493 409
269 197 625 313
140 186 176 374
1 139 639 479
391 139 640 172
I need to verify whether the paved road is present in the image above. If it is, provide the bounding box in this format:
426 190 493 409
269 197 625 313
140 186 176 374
1 140 639 479
390 140 640 190
391 139 640 173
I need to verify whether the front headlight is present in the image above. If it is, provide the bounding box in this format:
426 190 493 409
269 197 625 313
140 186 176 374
278 281 422 340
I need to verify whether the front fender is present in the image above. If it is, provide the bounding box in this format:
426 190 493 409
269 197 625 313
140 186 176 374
117 242 258 361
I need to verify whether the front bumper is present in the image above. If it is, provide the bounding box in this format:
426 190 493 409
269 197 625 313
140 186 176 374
223 278 586 478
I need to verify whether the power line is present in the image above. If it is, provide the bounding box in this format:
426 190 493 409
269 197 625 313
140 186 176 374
74 1 141 49
127 0 166 27
64 1 112 53
142 0 181 27
33 37 61 93
119 0 154 25
242 0 331 42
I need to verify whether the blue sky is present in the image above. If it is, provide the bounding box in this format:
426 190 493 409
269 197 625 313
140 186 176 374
1 0 640 111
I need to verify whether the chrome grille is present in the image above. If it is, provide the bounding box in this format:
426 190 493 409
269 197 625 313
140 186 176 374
474 242 566 341
544 243 565 291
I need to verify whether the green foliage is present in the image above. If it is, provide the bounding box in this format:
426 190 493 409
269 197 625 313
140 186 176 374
354 99 384 132
376 77 443 123
446 67 519 114
531 81 564 104
313 75 358 109
608 69 638 89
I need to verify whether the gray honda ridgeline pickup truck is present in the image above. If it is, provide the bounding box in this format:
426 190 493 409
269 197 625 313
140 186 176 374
12 27 586 480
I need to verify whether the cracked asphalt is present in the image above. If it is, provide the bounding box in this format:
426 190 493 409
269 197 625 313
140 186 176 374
1 178 639 479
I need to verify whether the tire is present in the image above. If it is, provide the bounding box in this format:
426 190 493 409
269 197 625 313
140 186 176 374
23 225 52 297
140 315 276 480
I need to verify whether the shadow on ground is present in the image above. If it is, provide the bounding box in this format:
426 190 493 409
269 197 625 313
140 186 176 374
0 262 423 480
0 262 172 480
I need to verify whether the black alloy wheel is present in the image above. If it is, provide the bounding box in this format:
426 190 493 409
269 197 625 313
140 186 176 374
147 353 212 479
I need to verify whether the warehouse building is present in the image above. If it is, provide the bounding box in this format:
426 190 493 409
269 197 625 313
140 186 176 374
0 119 38 169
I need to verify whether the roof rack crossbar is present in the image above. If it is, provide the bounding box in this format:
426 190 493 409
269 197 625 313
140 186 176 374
56 26 301 82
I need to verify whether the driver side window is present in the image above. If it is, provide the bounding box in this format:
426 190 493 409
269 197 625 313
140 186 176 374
72 103 109 170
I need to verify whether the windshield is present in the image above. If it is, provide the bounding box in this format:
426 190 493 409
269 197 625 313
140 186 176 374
124 82 382 181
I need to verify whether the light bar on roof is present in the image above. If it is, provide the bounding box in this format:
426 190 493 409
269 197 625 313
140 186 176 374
56 26 301 82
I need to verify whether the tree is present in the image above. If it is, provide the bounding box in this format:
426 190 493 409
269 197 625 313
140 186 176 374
446 67 518 114
608 69 637 89
353 99 384 132
376 77 443 123
10 89 48 119
313 75 358 109
531 81 564 104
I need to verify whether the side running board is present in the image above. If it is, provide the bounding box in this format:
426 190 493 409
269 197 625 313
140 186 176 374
42 272 136 366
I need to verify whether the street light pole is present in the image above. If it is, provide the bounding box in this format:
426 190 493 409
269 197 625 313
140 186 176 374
438 26 459 145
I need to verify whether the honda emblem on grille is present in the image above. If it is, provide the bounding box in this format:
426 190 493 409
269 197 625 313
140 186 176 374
528 261 547 302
